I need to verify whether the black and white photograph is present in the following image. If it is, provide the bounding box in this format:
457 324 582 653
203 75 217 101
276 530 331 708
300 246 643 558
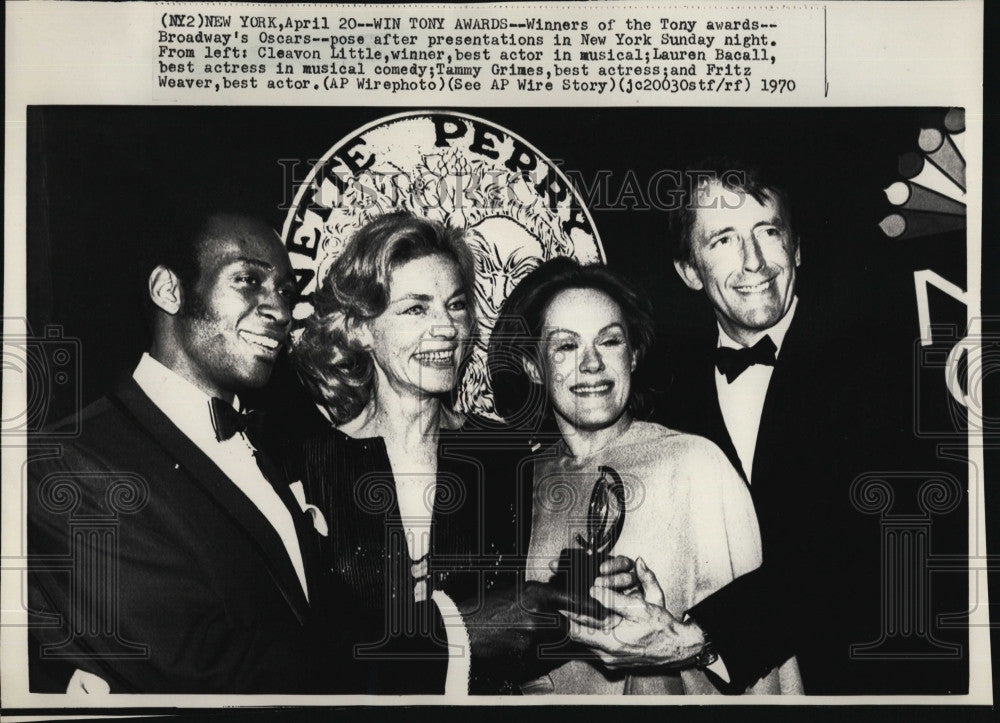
2 0 991 718
18 105 973 698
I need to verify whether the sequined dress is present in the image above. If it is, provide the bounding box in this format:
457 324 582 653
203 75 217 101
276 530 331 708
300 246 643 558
289 418 532 693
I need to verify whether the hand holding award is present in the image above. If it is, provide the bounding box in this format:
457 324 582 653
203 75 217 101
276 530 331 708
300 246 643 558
549 465 627 620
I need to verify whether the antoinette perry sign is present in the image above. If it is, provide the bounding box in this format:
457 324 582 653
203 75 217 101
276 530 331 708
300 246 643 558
281 111 604 420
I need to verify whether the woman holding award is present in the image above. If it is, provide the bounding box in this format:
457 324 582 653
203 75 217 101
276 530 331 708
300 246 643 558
488 257 801 694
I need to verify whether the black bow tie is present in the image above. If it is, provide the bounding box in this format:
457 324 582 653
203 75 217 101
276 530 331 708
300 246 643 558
715 335 778 383
209 397 264 443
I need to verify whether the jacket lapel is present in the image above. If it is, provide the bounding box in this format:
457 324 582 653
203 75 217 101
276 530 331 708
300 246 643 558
280 481 327 612
259 451 326 608
688 345 746 482
752 309 811 492
110 378 311 622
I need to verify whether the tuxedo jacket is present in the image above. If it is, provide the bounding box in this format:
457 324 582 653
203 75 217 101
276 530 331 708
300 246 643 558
27 376 421 694
656 303 967 694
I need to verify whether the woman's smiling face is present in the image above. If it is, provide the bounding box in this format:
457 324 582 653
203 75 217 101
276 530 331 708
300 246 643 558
531 287 635 432
363 253 473 399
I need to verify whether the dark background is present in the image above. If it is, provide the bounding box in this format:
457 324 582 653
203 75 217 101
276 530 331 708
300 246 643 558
25 106 974 694
27 106 968 417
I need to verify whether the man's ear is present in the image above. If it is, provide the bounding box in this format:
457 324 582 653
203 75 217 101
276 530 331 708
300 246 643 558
630 349 637 372
148 265 182 315
673 258 704 291
794 239 802 267
521 356 543 385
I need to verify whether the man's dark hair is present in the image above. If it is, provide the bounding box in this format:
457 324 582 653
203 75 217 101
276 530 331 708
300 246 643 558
668 157 795 263
138 194 277 323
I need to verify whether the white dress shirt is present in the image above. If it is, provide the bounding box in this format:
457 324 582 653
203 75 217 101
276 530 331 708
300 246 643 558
715 297 798 483
133 353 309 600
698 298 799 685
70 356 468 695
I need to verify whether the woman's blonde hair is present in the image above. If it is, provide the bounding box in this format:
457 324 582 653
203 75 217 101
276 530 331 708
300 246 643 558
292 211 476 423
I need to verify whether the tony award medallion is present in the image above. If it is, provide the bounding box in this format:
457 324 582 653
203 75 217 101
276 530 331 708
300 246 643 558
551 465 626 619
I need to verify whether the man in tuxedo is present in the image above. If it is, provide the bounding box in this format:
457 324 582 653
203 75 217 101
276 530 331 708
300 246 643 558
27 208 471 694
567 162 965 694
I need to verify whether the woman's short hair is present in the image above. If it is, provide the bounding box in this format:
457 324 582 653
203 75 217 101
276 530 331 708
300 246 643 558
292 211 476 423
488 256 656 432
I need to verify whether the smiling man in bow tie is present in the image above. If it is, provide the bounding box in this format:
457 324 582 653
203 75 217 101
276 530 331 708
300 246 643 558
672 166 801 486
26 204 475 695
27 206 328 694
565 160 941 695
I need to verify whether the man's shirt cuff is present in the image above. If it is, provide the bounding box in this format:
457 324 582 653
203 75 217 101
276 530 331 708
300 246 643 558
706 655 731 683
431 589 471 696
683 612 731 684
66 669 110 695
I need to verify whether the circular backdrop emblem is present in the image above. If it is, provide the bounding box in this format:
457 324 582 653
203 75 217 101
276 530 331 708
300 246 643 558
282 111 603 420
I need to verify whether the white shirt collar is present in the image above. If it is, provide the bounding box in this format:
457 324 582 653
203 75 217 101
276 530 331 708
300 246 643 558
132 352 241 445
717 295 798 355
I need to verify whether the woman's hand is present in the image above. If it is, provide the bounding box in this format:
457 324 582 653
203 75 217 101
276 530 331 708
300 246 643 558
561 557 707 670
546 554 638 621
461 556 640 660
593 555 640 595
459 580 570 660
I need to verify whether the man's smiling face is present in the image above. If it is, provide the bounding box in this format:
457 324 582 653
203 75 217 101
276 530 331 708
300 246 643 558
675 180 800 345
173 214 295 398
